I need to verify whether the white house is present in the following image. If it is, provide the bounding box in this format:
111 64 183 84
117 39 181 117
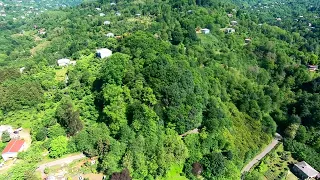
57 58 71 67
231 21 238 26
115 12 121 16
110 2 116 6
225 28 235 34
201 28 210 34
96 48 112 59
2 139 26 161
106 33 114 38
100 13 105 17
19 67 25 73
104 21 111 25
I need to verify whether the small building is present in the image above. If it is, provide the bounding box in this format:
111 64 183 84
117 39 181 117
2 139 26 161
292 161 320 180
100 13 105 17
57 58 71 67
95 8 101 11
245 38 251 43
106 33 114 38
225 28 235 34
115 12 121 16
276 17 282 21
96 48 112 59
110 2 116 6
135 13 141 17
201 28 210 34
227 13 233 18
38 28 46 35
19 67 25 73
104 21 111 25
308 65 318 72
231 21 238 26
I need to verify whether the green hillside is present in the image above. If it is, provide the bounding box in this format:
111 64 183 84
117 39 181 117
0 0 319 179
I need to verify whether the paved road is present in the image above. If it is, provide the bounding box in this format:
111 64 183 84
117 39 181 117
36 153 86 177
241 133 282 173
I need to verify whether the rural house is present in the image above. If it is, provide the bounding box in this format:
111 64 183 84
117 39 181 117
231 20 238 26
308 65 318 72
201 28 210 34
292 161 320 180
104 20 111 25
2 139 26 161
96 48 112 58
106 32 114 38
225 28 235 34
57 58 71 67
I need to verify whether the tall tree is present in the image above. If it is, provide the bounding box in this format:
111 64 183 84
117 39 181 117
56 98 83 136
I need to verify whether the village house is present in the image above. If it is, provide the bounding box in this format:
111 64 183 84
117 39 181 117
95 8 101 11
96 48 112 59
100 13 105 17
292 161 320 180
308 65 318 72
225 28 235 34
20 67 25 73
227 13 233 18
231 20 238 26
201 28 210 34
245 38 252 43
115 12 121 16
38 28 46 35
110 2 116 6
2 139 26 161
106 32 114 38
104 20 111 25
57 58 71 67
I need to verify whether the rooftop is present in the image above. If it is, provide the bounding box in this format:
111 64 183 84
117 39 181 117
2 139 25 154
294 161 319 178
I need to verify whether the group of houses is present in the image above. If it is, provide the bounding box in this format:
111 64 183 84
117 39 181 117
0 125 26 162
57 48 113 67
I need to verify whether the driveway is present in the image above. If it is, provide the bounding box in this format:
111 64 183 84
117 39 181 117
36 153 86 178
241 133 282 173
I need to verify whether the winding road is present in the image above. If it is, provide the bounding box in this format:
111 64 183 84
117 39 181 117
241 133 282 174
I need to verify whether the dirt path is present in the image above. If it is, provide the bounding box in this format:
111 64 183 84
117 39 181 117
179 128 199 137
36 153 86 178
241 133 282 174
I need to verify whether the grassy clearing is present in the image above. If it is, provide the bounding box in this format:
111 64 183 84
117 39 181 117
30 41 50 56
55 68 68 81
161 164 188 180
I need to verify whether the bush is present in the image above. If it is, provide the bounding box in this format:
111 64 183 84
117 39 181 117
36 127 47 141
1 131 10 142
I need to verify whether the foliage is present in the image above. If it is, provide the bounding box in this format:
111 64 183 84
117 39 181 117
56 98 83 136
49 136 68 158
1 131 11 142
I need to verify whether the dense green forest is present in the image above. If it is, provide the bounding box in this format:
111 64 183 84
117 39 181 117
0 0 319 179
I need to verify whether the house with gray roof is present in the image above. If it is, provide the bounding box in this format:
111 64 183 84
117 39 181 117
292 161 320 180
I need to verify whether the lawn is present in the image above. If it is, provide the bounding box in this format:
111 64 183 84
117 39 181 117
55 68 68 81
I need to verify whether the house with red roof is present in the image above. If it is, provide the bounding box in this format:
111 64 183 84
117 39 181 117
2 139 26 161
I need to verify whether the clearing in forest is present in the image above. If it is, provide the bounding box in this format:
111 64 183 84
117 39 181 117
30 41 50 56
